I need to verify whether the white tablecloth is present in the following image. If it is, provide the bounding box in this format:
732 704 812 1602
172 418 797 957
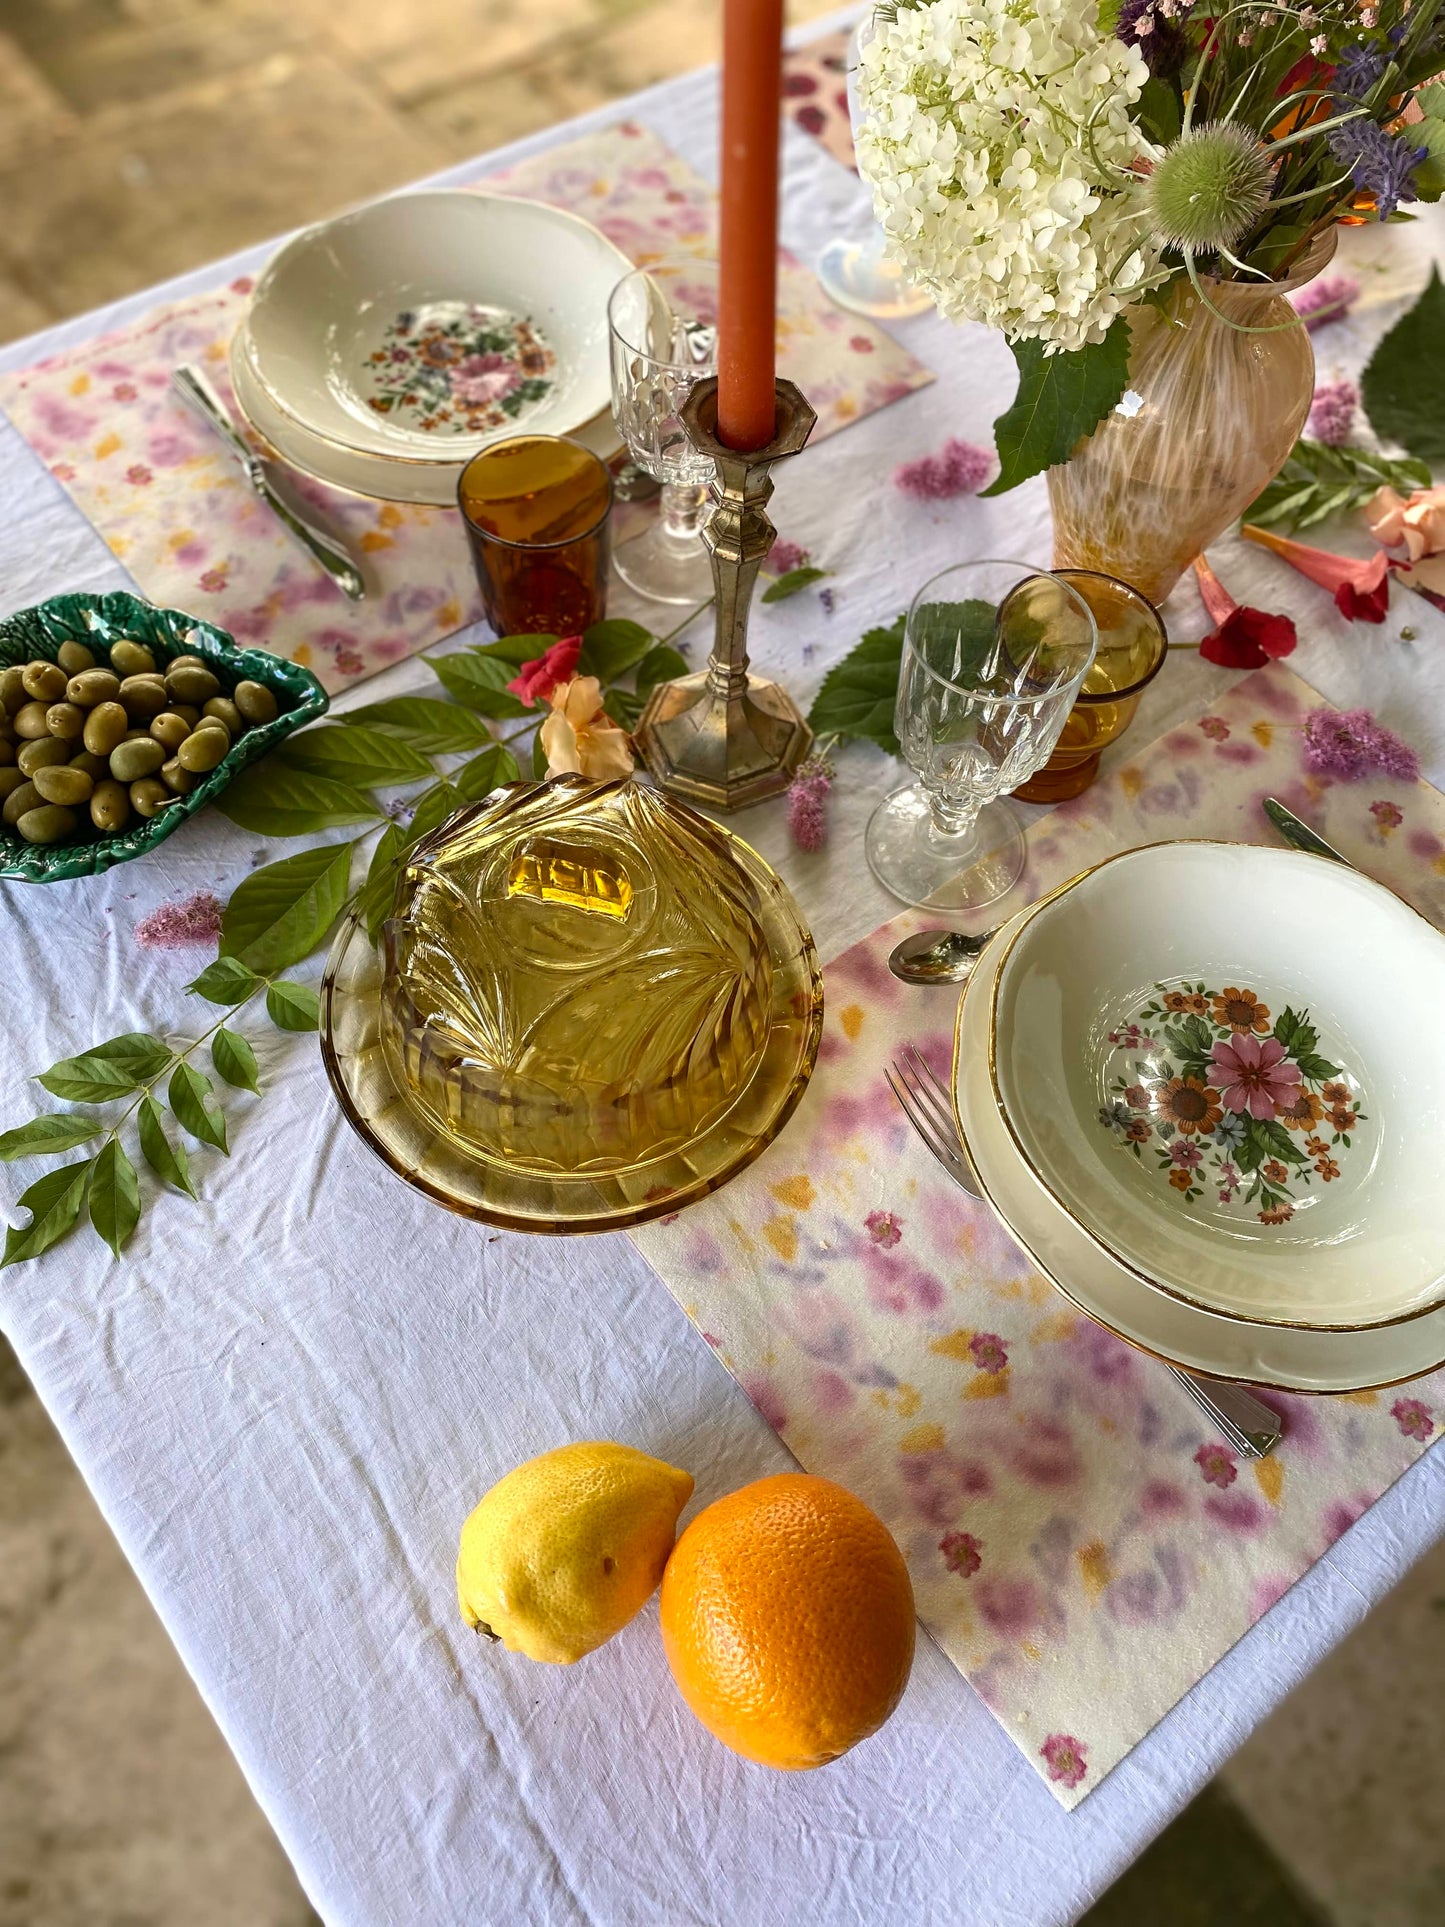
2 18 1443 1923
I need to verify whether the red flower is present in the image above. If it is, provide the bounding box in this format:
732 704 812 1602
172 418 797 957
507 635 582 707
939 1530 982 1577
1241 525 1393 623
1192 555 1297 667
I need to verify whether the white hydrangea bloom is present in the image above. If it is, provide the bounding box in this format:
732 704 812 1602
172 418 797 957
855 0 1161 352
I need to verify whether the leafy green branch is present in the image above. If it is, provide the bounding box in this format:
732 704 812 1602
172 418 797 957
1245 440 1432 535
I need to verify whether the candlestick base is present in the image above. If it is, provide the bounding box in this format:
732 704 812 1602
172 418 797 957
635 376 816 813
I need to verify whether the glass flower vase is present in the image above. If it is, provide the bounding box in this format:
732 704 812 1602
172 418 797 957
1048 237 1333 606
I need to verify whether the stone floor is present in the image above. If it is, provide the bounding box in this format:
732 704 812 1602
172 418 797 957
1 2 1444 1922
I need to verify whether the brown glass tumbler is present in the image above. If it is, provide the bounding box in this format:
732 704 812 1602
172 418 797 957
458 435 613 637
1011 570 1168 803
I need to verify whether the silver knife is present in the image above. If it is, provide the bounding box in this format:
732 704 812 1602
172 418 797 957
171 364 365 602
1263 797 1348 864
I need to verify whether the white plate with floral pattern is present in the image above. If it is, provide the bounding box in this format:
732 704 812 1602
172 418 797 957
989 842 1445 1332
241 190 632 468
954 904 1445 1392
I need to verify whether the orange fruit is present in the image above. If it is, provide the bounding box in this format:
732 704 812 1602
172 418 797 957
658 1472 915 1771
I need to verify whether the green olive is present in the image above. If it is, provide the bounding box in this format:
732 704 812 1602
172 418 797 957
0 738 13 768
192 715 232 745
2 779 41 826
130 777 173 818
169 703 200 728
83 701 129 756
108 737 166 783
0 711 14 742
90 779 130 832
177 728 228 773
165 663 221 704
13 700 54 741
56 640 96 675
33 764 94 806
21 660 67 704
119 674 169 721
160 757 195 794
202 697 243 735
0 665 29 713
44 700 86 741
17 803 77 845
150 711 191 752
233 680 279 725
17 736 70 776
69 750 107 780
0 767 26 801
165 653 206 672
66 668 122 708
109 639 157 677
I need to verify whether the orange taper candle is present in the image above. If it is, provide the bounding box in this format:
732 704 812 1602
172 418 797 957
717 0 784 451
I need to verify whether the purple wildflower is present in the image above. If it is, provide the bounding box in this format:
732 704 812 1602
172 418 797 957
1292 274 1360 330
819 586 837 617
895 438 994 502
1116 0 1190 74
1308 377 1358 446
1334 40 1391 98
1325 119 1428 219
1301 707 1420 782
787 753 835 853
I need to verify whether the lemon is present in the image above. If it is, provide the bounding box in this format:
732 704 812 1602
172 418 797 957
456 1442 694 1664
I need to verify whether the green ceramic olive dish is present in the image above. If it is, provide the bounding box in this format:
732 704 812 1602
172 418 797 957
0 590 327 884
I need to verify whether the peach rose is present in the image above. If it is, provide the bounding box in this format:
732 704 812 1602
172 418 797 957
540 675 635 781
1366 485 1445 594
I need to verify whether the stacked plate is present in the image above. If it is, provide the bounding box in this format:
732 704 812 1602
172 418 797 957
229 190 630 505
952 841 1445 1392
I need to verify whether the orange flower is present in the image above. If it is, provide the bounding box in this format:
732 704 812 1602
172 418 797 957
1155 1077 1222 1136
1263 1159 1290 1185
540 675 635 781
1210 988 1271 1033
1260 1202 1295 1224
1168 1168 1192 1192
1305 1134 1330 1157
1276 1089 1324 1132
1330 1103 1358 1133
1315 1155 1341 1181
1162 990 1207 1015
1321 1082 1351 1105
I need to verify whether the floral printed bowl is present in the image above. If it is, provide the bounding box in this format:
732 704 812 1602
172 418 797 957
989 841 1445 1331
953 905 1445 1392
241 191 632 471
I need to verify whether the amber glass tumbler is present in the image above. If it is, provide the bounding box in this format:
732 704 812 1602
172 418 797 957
1011 570 1168 803
458 435 613 637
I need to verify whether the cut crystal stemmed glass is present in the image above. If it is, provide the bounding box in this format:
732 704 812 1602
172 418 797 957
607 258 720 605
865 560 1098 911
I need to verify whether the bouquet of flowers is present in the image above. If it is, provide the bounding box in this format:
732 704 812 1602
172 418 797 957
856 0 1445 486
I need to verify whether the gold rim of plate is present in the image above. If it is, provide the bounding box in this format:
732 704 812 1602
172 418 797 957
318 833 825 1236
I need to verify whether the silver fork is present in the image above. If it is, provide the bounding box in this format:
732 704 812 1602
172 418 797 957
887 1044 1283 1459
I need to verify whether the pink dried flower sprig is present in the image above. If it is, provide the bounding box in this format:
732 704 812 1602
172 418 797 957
895 439 995 502
787 746 836 854
1307 377 1358 448
1291 274 1360 331
1300 707 1420 783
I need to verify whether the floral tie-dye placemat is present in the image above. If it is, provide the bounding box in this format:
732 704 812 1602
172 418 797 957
784 30 856 173
631 661 1444 1809
0 121 930 695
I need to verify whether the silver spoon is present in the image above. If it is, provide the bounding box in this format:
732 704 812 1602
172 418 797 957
888 925 1001 986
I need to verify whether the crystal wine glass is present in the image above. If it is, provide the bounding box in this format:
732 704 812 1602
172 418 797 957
865 561 1098 911
607 259 720 605
816 19 933 322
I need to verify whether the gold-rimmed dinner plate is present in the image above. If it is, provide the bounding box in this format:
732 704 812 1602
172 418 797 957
953 901 1445 1392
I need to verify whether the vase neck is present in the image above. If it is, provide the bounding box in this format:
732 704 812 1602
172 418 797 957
1190 230 1339 318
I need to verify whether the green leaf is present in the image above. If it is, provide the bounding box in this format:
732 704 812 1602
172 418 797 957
276 724 434 785
186 956 261 1005
1360 267 1445 464
344 698 495 753
1409 115 1445 202
635 645 688 697
1295 1050 1343 1083
579 619 654 682
761 566 828 604
982 317 1132 496
212 1027 260 1094
88 1138 140 1259
602 686 646 731
167 1063 228 1154
216 765 382 838
455 743 522 802
1244 439 1432 534
1271 1006 1318 1057
2 1158 92 1268
473 634 554 665
1135 75 1181 147
138 1094 196 1199
408 781 465 844
1247 1115 1308 1167
532 729 550 780
0 1113 105 1161
806 616 904 755
266 981 320 1032
37 1033 172 1103
220 840 356 973
430 651 529 718
357 823 408 942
